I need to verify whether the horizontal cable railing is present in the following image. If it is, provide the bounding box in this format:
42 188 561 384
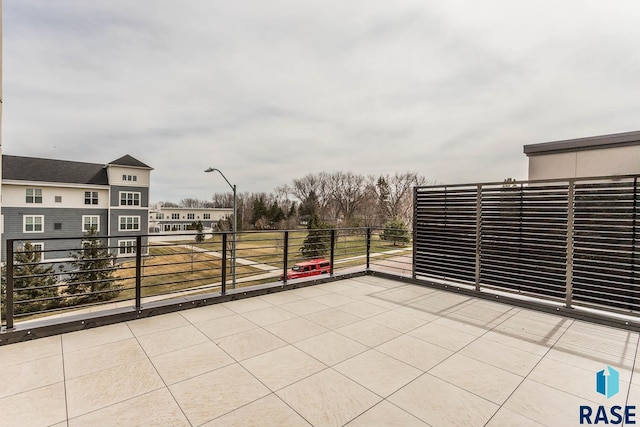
1 227 411 329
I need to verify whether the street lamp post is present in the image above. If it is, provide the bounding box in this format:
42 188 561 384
205 167 237 289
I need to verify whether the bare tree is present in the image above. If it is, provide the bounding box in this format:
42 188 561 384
374 172 429 226
328 172 367 226
180 198 208 208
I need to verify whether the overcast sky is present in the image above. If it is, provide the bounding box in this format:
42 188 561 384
3 1 640 202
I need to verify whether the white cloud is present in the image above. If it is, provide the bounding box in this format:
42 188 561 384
3 0 640 201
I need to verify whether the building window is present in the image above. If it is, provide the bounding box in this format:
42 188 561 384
120 192 141 206
122 174 137 182
133 176 137 182
155 213 164 219
187 213 195 220
119 216 140 231
204 213 211 220
31 243 44 261
24 215 44 233
55 196 62 203
118 240 136 255
54 222 63 230
82 215 100 232
84 191 99 205
171 213 180 219
26 188 43 204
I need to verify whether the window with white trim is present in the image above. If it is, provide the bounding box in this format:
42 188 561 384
119 216 140 231
24 215 44 233
187 213 195 220
82 215 100 232
26 188 43 204
118 240 136 255
171 213 180 219
84 191 99 205
204 213 211 220
155 213 164 219
30 243 44 261
120 192 141 206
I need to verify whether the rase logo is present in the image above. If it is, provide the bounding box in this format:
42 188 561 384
596 366 620 399
580 366 636 425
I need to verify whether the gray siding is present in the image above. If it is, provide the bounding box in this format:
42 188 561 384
2 207 109 262
109 209 149 237
110 186 149 208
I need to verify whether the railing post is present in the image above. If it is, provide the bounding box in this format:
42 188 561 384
283 231 289 283
135 236 142 311
366 228 371 271
566 181 575 308
221 233 227 295
475 184 482 292
412 187 417 279
330 229 335 276
5 240 14 330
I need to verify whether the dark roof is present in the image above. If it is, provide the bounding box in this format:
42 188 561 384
108 155 152 169
2 155 109 185
524 130 640 156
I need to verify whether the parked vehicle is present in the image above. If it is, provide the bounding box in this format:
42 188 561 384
280 258 331 280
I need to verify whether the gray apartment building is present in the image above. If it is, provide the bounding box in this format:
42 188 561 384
1 154 152 262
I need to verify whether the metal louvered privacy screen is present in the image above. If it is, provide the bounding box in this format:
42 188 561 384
414 176 640 314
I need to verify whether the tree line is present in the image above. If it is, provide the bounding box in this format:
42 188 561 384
159 171 429 231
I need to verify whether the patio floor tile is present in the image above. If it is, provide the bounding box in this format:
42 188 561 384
334 349 422 397
214 328 287 361
0 354 63 399
277 369 381 427
264 317 328 343
295 331 368 366
429 354 524 405
201 394 311 427
2 276 638 426
345 400 428 426
375 334 453 371
170 363 270 425
151 341 234 385
241 345 327 391
389 373 498 427
136 324 209 357
61 323 133 352
67 388 190 427
65 359 165 418
64 337 147 379
0 382 67 427
336 319 402 347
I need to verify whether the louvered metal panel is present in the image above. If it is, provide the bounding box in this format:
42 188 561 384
413 176 640 316
414 186 477 284
479 183 568 299
571 179 639 310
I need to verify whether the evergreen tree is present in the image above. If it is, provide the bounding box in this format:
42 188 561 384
300 214 333 258
194 220 205 243
267 202 285 225
251 196 268 225
380 217 411 246
67 228 121 303
298 190 319 223
2 243 60 315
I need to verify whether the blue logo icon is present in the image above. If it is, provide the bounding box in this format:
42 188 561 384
596 366 620 398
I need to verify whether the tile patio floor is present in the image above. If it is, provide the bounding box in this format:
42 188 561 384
1 276 639 426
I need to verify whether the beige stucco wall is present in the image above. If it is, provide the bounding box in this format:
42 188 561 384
528 145 640 180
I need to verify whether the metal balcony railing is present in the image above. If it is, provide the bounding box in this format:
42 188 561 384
1 227 413 337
